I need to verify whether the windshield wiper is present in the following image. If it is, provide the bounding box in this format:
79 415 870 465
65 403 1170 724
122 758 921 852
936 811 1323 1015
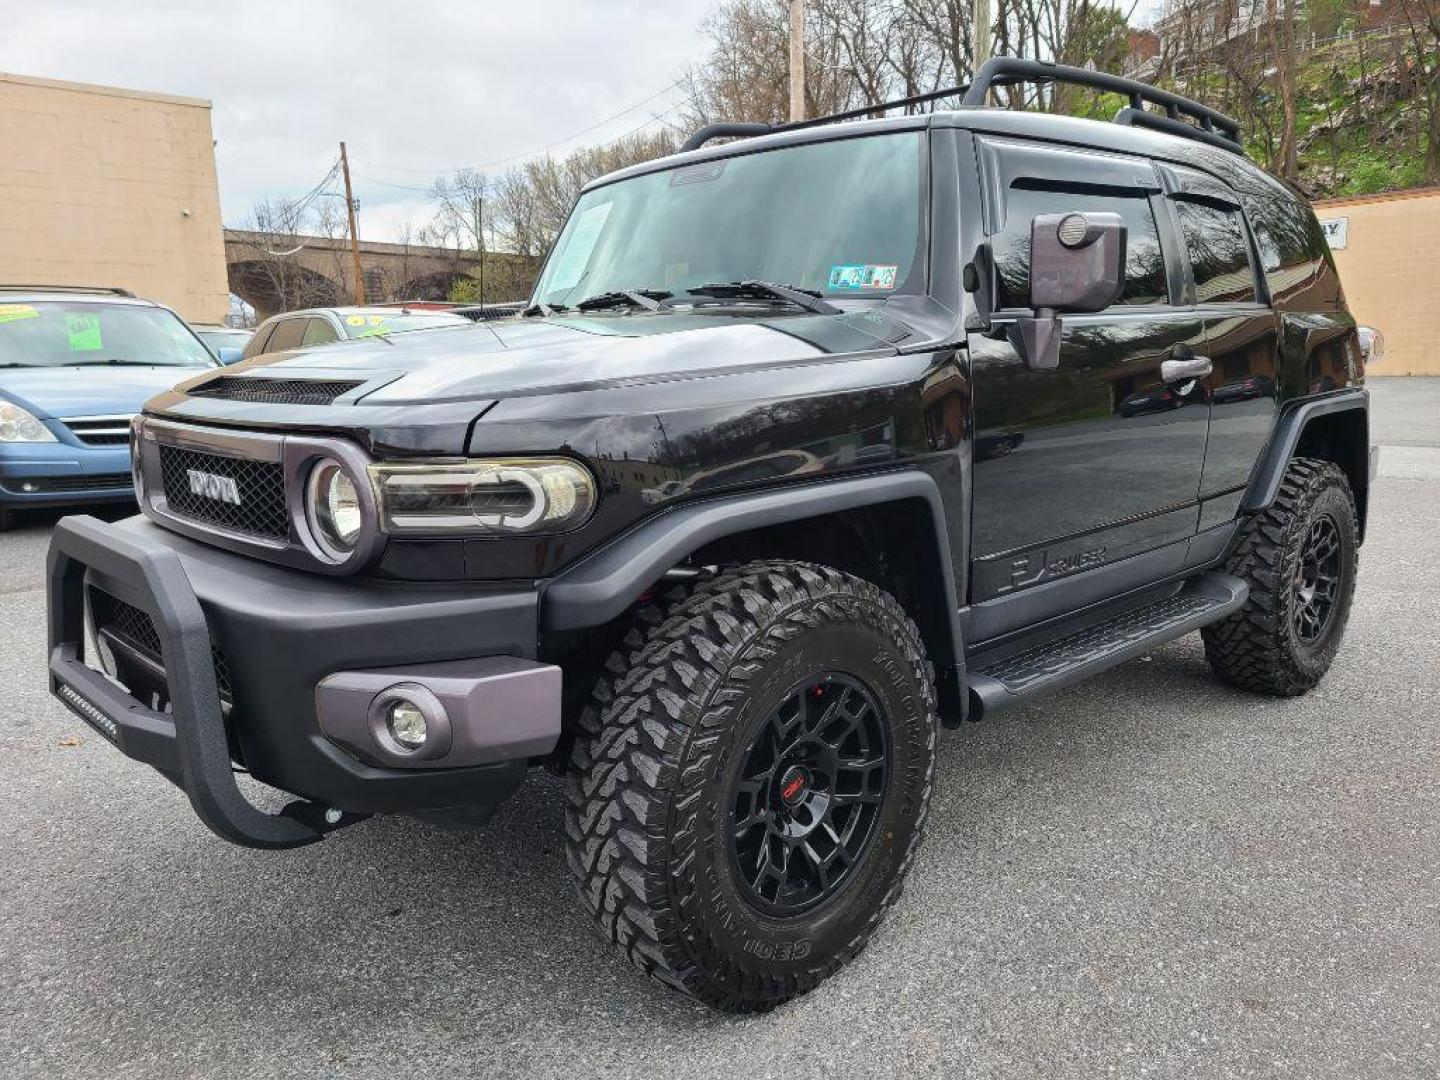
575 289 673 312
685 280 840 315
522 301 570 318
0 362 43 368
62 358 166 367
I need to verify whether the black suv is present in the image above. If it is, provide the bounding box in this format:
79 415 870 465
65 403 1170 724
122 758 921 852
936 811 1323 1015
46 60 1376 1013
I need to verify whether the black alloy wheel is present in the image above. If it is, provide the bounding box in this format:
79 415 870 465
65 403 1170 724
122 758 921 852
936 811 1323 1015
729 673 889 916
1294 513 1342 645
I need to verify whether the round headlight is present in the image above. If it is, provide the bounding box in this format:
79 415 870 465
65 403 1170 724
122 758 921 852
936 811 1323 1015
307 459 362 558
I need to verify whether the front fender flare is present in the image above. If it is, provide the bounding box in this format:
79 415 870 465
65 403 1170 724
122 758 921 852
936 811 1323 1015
541 470 965 675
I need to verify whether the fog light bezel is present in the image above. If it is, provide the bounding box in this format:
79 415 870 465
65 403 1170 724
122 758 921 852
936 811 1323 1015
366 682 452 761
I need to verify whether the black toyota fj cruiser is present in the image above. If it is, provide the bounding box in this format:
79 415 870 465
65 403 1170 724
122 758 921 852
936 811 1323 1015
46 59 1378 1013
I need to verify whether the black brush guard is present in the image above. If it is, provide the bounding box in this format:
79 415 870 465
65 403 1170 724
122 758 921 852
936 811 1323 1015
47 515 335 849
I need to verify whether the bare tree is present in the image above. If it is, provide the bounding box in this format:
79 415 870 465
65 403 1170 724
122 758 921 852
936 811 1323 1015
1397 0 1440 181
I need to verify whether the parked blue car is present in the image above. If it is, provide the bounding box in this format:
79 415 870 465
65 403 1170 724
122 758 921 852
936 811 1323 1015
0 285 217 531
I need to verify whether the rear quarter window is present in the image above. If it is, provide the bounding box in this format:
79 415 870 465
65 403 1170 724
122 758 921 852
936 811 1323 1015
1242 191 1342 309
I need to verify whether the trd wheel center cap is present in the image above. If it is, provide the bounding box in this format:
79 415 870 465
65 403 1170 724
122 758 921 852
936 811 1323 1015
778 765 810 808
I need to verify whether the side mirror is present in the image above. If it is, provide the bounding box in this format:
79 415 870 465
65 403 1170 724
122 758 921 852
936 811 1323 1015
1012 211 1128 371
217 347 244 364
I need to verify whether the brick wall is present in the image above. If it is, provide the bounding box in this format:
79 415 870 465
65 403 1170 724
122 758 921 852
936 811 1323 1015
0 71 228 323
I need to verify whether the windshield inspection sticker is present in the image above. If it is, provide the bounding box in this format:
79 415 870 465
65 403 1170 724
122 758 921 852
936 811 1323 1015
65 313 103 351
828 264 898 291
548 201 613 292
0 304 39 325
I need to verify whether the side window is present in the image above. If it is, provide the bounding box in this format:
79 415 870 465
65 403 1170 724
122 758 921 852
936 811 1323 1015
1243 191 1336 307
241 323 273 359
1172 200 1257 304
301 317 340 346
994 185 1168 309
265 318 307 352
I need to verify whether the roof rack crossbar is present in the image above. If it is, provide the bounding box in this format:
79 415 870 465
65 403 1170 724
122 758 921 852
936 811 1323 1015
962 57 1243 152
0 284 134 297
680 85 975 151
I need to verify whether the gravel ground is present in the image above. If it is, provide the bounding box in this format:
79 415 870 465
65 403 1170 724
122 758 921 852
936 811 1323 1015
0 379 1435 1080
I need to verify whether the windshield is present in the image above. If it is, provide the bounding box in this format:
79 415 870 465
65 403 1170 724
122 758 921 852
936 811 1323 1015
341 312 470 339
0 300 215 367
532 131 926 308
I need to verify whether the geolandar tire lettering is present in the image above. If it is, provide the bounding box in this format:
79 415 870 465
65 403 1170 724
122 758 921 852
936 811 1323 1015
564 560 939 1012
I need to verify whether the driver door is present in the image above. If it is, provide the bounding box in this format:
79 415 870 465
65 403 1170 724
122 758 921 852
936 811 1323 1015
967 138 1210 628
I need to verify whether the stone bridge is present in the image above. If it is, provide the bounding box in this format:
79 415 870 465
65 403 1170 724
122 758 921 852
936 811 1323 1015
224 229 537 320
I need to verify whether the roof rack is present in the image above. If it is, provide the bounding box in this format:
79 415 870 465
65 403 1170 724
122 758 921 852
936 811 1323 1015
0 284 135 297
678 56 1243 156
963 57 1243 153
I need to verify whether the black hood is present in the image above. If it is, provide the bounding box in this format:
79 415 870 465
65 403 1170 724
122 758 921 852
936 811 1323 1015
172 309 921 407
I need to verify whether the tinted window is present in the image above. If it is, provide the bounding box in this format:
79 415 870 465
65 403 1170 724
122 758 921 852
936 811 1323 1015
994 186 1167 309
302 317 340 346
1173 200 1256 304
240 324 273 359
1243 191 1334 305
265 318 307 352
533 132 926 305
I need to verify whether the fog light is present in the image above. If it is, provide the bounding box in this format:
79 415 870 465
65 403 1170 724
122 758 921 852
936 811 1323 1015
386 699 428 749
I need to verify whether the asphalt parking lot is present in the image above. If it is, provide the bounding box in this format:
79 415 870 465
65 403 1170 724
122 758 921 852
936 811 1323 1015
1 379 1436 1080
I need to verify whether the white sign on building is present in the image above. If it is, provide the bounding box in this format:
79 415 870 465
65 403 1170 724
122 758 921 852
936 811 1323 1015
1318 216 1349 250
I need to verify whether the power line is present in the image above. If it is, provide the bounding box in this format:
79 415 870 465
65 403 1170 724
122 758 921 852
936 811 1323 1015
351 78 688 181
353 106 687 197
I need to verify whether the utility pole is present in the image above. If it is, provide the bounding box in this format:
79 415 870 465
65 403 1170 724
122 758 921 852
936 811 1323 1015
339 141 366 305
476 194 485 309
788 0 805 122
972 0 991 88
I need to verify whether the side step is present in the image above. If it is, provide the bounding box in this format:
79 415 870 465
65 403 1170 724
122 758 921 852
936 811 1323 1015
967 572 1248 719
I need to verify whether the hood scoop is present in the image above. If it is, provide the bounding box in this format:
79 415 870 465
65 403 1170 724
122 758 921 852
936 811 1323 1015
188 375 365 406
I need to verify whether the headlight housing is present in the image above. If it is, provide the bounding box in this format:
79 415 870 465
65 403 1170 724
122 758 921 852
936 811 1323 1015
0 401 57 443
306 458 363 558
370 458 597 537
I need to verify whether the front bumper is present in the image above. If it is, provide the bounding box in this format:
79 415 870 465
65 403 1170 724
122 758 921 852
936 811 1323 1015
47 514 557 849
0 441 133 506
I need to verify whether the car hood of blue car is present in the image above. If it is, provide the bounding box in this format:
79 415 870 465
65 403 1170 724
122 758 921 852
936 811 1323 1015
0 365 214 419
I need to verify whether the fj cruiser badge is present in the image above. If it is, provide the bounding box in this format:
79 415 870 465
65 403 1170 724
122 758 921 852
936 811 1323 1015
186 468 242 505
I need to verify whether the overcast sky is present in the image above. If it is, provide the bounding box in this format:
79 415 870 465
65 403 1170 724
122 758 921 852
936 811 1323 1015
0 0 717 241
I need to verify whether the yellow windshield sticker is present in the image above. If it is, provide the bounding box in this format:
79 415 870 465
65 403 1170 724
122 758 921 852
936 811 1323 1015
345 314 367 326
65 313 103 351
367 315 385 325
0 303 39 325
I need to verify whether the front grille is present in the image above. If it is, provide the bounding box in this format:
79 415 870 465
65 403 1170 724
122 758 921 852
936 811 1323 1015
104 593 163 657
62 415 134 445
158 444 287 539
188 376 363 406
91 589 233 705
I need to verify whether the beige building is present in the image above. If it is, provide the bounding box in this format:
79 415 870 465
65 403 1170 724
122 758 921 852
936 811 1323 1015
1314 187 1440 377
0 71 228 323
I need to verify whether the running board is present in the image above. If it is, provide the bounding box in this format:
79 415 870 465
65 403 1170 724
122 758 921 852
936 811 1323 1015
967 572 1248 719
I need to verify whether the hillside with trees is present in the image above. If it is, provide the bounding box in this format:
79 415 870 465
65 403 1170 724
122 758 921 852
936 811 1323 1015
242 0 1440 306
